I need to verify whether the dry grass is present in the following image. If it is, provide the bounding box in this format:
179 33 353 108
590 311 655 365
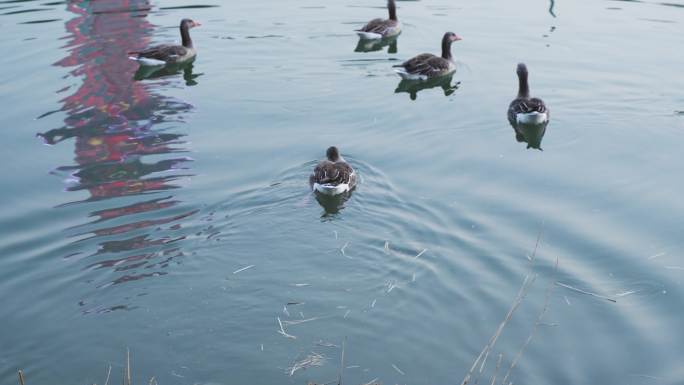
17 349 157 385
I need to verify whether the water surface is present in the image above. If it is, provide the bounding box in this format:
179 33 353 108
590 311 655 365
1 0 683 384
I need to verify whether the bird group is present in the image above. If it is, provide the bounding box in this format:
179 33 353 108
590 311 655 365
127 0 549 198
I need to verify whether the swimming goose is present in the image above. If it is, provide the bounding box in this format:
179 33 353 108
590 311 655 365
129 19 201 66
393 32 462 80
508 63 549 125
309 147 357 196
356 0 401 40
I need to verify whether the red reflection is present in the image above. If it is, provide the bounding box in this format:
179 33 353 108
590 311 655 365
38 0 201 294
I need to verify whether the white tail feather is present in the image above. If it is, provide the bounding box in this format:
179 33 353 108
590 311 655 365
516 111 548 124
394 69 428 81
129 56 167 66
313 183 350 196
356 31 383 40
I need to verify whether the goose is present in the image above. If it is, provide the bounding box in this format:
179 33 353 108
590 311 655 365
508 63 549 125
309 147 357 196
129 19 201 66
355 0 401 40
393 32 462 81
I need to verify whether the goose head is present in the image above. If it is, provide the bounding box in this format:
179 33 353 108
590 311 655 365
388 0 398 21
441 32 462 59
181 19 201 29
516 63 530 98
326 146 341 162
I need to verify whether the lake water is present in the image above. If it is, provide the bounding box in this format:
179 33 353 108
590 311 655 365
1 0 683 384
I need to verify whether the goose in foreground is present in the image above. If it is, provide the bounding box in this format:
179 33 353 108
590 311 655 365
393 32 462 81
508 63 549 125
310 147 357 196
355 0 401 40
129 19 201 66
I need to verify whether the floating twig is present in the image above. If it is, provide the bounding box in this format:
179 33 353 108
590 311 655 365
341 242 350 258
647 252 666 260
391 363 405 375
233 265 255 274
384 241 390 254
338 337 346 385
361 378 379 385
286 352 326 376
126 349 131 385
414 249 427 259
555 282 616 303
385 280 397 293
343 310 351 319
277 317 296 339
283 316 322 325
104 365 112 385
489 353 503 385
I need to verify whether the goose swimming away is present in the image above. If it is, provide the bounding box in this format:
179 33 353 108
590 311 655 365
508 63 549 125
393 32 462 81
129 19 201 66
355 0 401 40
310 147 357 196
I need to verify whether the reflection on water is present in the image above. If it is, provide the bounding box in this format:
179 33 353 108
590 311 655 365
354 35 399 53
394 73 460 100
510 121 548 150
314 190 354 217
134 60 203 85
37 0 198 297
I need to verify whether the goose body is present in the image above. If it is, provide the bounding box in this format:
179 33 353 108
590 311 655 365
356 0 401 40
393 32 461 80
129 19 200 66
310 147 357 196
508 63 549 125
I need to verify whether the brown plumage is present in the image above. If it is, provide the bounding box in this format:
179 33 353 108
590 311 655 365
507 63 549 125
309 147 357 195
129 19 200 65
356 0 401 39
393 32 462 80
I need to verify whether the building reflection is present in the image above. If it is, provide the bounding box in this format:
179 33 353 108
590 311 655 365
38 0 199 307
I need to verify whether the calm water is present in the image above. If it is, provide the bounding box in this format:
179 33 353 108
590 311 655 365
1 0 683 384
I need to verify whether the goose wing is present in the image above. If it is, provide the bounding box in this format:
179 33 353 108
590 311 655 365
395 53 449 77
357 18 396 34
129 44 188 62
310 161 355 187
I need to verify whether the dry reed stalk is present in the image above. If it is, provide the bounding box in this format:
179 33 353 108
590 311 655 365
461 227 544 385
126 349 131 385
461 272 536 385
337 337 346 385
17 370 25 385
490 353 503 385
499 258 559 385
104 365 112 385
286 352 326 376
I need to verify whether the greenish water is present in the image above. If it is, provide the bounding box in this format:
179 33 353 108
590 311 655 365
1 0 683 384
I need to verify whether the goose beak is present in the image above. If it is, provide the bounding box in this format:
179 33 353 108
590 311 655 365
451 34 462 41
193 21 202 27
